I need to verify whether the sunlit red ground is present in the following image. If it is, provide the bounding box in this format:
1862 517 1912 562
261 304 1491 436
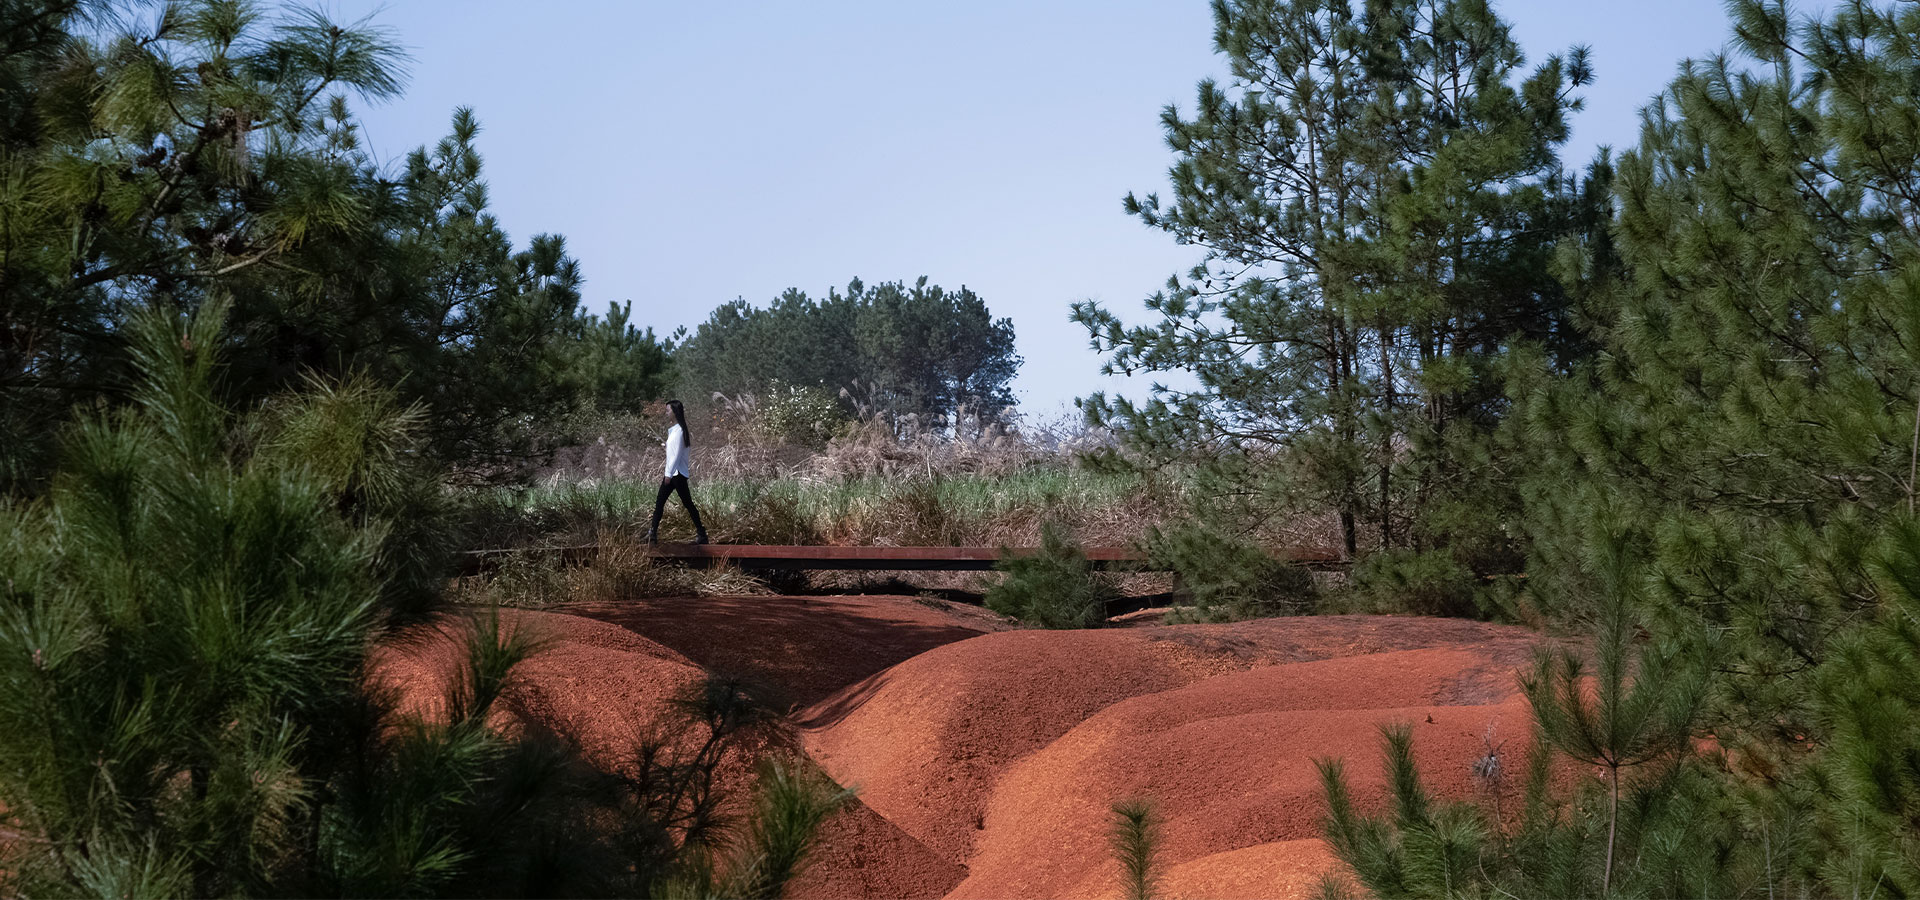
379 596 1543 899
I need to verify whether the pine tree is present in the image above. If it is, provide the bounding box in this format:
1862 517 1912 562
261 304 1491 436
1109 799 1162 900
674 277 1020 430
1318 724 1490 898
1525 0 1920 740
1519 540 1709 894
0 302 557 895
1074 0 1596 588
1513 0 1920 892
0 2 672 487
1811 518 1920 894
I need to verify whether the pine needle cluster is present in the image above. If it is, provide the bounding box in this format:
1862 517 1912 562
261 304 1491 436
986 521 1117 629
1109 798 1163 900
0 302 554 895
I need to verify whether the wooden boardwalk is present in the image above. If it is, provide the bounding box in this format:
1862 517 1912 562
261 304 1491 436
458 542 1342 576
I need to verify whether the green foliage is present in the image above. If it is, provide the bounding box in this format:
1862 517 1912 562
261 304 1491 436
748 382 851 451
1522 0 1920 737
986 522 1114 629
1809 519 1920 895
1146 520 1315 621
251 372 455 621
1109 798 1162 900
723 480 829 546
316 610 567 898
1321 721 1766 899
574 300 677 415
726 758 855 900
0 2 672 487
1319 725 1487 899
0 303 821 898
648 749 851 900
488 468 1159 553
1348 549 1481 618
1076 0 1600 568
0 302 556 896
676 277 1020 429
1519 541 1709 895
1319 0 1920 892
1318 550 1770 899
1507 1 1920 893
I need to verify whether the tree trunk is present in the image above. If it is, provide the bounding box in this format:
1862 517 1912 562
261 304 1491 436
1378 316 1395 549
1604 764 1620 895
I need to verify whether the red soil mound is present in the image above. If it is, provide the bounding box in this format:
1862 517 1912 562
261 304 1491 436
371 608 708 765
800 616 1536 873
374 599 994 900
1141 839 1346 900
565 594 1004 712
788 796 970 900
801 629 1216 865
375 601 1542 900
560 594 1003 899
950 649 1533 899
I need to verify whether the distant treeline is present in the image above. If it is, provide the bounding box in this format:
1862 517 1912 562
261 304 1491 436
673 277 1020 429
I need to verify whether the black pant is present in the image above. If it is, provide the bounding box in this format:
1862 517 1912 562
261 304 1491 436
649 474 705 534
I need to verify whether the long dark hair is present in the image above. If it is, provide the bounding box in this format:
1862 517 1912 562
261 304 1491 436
667 399 691 447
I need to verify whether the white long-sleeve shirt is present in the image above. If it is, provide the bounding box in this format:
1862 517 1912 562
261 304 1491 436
663 424 691 478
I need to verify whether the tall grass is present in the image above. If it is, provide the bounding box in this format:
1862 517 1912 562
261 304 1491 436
479 469 1169 550
472 407 1353 614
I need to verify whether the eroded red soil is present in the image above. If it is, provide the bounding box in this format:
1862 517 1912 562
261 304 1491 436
377 598 1542 899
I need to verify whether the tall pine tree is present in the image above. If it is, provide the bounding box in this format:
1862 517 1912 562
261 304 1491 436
1513 0 1920 890
1074 0 1595 590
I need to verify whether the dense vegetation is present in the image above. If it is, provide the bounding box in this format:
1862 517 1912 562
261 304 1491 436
0 0 674 488
674 277 1020 430
1090 0 1920 894
1074 0 1603 589
0 303 845 896
0 2 843 896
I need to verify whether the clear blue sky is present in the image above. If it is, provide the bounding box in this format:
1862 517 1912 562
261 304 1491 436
322 0 1807 416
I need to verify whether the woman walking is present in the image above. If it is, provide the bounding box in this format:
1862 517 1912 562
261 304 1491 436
647 399 708 544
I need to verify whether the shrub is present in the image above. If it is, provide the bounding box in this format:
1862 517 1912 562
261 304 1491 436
1146 522 1316 622
476 548 579 607
0 303 559 896
0 305 829 898
726 758 855 899
1318 548 1745 900
874 478 961 546
457 541 772 608
751 382 850 451
1348 548 1481 617
1109 799 1162 900
986 522 1114 629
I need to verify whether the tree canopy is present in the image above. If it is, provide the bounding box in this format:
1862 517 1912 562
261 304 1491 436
1074 0 1601 581
675 276 1020 428
0 0 672 487
1513 0 1920 889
